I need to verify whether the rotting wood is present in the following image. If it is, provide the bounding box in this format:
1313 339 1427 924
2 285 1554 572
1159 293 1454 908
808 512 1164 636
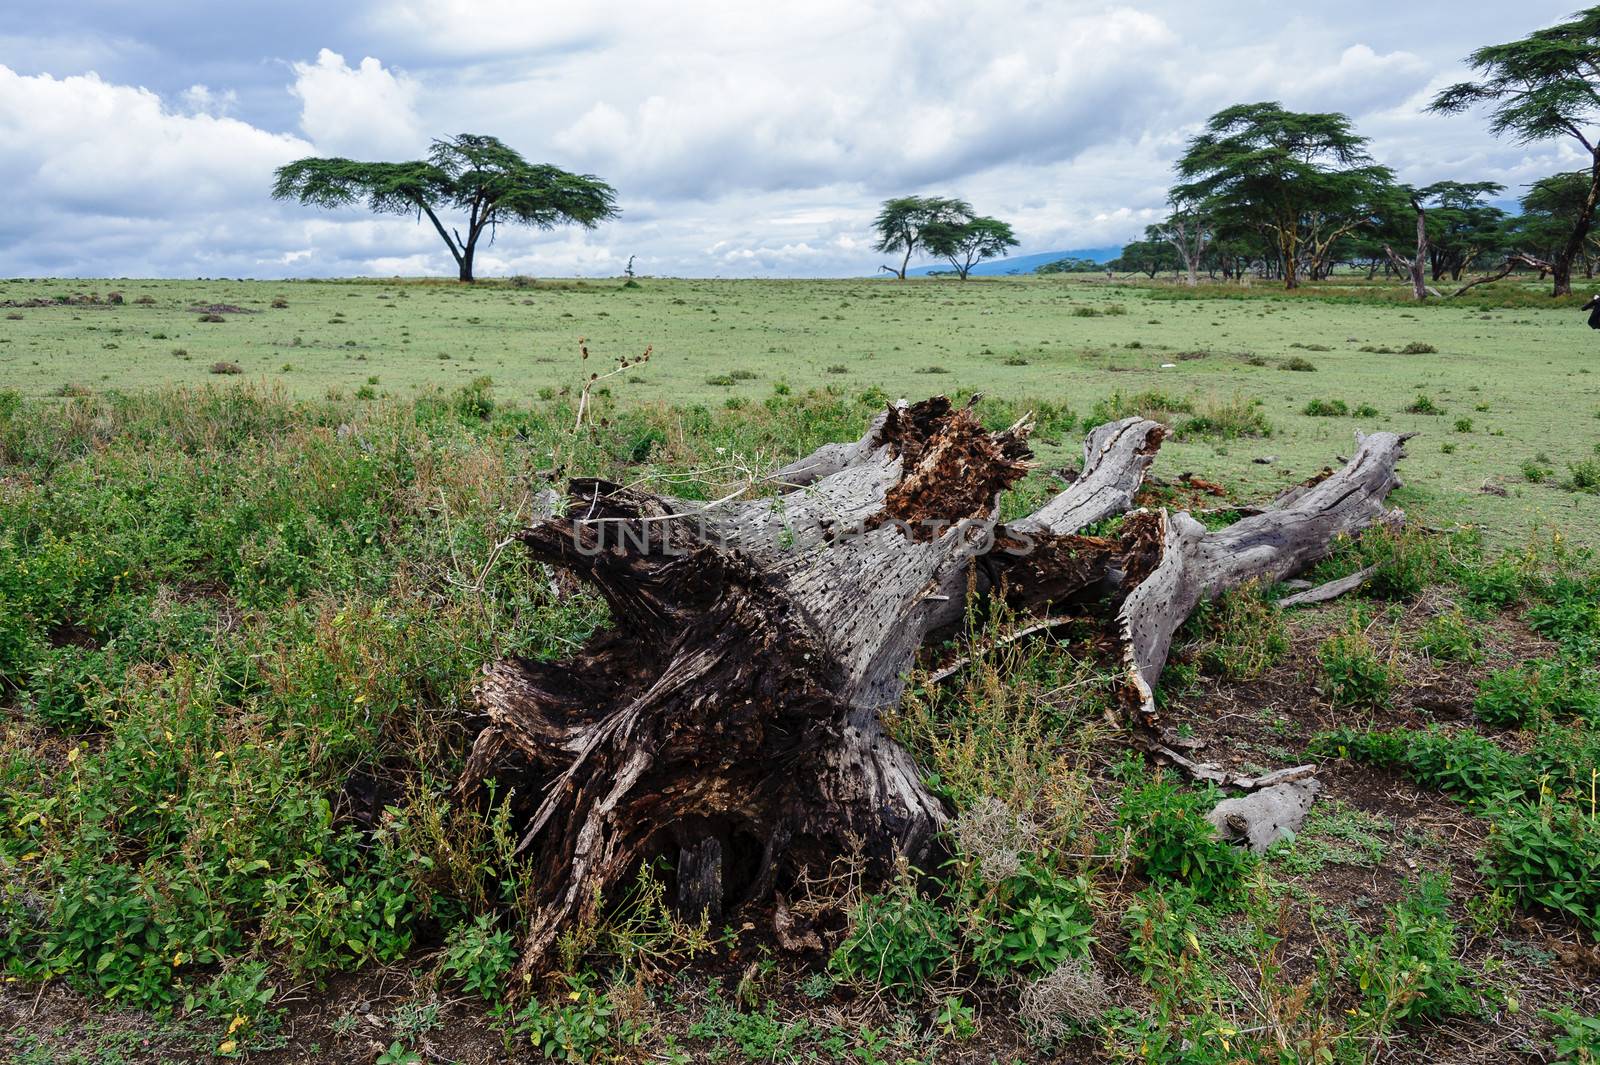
455 396 1408 980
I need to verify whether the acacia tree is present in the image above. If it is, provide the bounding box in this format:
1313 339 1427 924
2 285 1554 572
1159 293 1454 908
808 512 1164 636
1518 171 1600 276
1173 102 1393 289
1110 231 1182 278
1418 181 1508 281
1429 9 1600 296
871 196 974 279
1156 200 1214 286
1378 185 1433 300
272 134 618 282
921 216 1019 280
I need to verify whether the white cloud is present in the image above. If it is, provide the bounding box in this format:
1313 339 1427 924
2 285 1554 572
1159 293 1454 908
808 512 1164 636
0 66 308 220
289 48 422 157
0 2 1590 278
180 84 238 116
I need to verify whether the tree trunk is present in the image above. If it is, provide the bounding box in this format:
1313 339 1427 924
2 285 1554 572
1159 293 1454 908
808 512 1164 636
1553 152 1600 297
1382 199 1428 301
457 397 1409 981
459 248 476 283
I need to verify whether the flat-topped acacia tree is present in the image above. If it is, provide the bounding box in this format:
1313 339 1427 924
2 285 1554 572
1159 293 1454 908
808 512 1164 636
271 134 618 282
1430 7 1600 296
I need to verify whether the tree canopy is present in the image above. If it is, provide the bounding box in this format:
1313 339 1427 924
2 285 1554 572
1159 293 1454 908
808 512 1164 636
272 134 618 282
1429 8 1600 294
871 196 974 279
1172 102 1394 288
921 216 1019 280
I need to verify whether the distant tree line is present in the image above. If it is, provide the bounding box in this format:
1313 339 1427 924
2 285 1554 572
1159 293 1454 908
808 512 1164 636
265 9 1600 296
1089 10 1600 297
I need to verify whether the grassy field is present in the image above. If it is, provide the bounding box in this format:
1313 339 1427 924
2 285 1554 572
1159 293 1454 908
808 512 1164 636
3 275 1599 548
2 277 1600 1063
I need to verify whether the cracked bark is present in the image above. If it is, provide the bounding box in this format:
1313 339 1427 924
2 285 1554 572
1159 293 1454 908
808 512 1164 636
455 397 1407 979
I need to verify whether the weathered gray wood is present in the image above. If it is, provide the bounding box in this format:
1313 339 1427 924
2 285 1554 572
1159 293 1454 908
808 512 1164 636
1117 430 1409 721
1008 418 1165 536
769 402 903 487
1278 564 1378 607
1207 778 1321 852
459 397 1031 982
455 399 1407 984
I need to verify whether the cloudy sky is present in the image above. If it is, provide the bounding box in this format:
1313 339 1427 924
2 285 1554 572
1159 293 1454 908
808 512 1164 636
0 1 1588 279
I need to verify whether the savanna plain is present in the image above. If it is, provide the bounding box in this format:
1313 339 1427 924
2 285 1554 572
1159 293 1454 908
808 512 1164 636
2 274 1600 1063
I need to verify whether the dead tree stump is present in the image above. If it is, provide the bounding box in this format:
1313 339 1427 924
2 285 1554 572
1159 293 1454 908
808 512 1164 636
455 395 1409 978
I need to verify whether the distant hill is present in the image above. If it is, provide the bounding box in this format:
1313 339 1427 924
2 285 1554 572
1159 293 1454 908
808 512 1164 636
902 247 1120 277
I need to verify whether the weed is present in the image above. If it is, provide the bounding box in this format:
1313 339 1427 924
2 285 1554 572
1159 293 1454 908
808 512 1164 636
1107 758 1253 905
1544 1007 1600 1064
1415 608 1482 662
1186 582 1289 681
440 914 516 1001
501 974 643 1062
1405 393 1442 415
1568 459 1600 493
830 874 957 997
1302 398 1348 417
1318 617 1400 708
1345 873 1474 1028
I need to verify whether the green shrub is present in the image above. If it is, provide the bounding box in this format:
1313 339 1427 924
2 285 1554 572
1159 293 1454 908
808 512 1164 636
1544 1006 1600 1064
1302 398 1348 417
503 974 643 1061
1460 556 1529 609
1311 726 1522 805
1568 459 1600 493
1404 394 1442 415
1281 356 1317 372
1527 577 1600 655
1476 659 1600 728
1416 609 1481 662
1400 341 1438 355
1345 873 1474 1026
440 914 516 1001
1175 395 1270 440
1088 389 1194 425
1188 583 1289 681
1484 800 1600 934
453 376 495 419
1474 665 1544 727
1109 760 1253 905
966 858 1094 979
830 876 957 996
1319 621 1399 708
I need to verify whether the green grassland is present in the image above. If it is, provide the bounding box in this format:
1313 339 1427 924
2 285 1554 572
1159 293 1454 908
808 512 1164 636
3 277 1600 1063
4 274 1599 547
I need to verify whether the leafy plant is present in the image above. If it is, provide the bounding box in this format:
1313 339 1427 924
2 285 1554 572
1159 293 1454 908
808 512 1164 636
1416 609 1482 662
1544 1006 1600 1065
440 913 516 1001
1319 619 1400 707
1108 760 1253 905
830 875 957 996
965 858 1094 978
502 974 642 1062
1345 873 1474 1027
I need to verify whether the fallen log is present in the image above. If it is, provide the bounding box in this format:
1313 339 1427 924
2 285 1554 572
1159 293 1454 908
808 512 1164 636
456 397 1408 979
